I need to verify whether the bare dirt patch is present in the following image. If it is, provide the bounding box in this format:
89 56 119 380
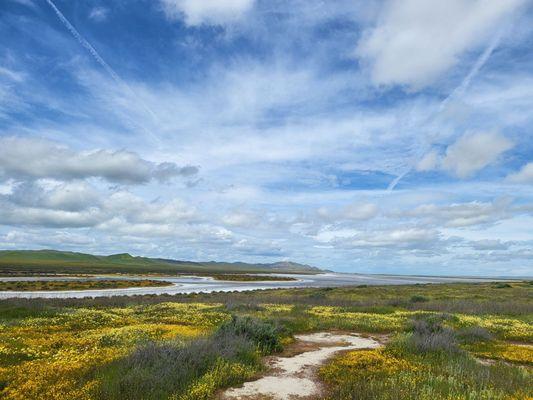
219 332 381 400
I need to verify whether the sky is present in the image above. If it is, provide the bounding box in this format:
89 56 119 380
0 0 532 276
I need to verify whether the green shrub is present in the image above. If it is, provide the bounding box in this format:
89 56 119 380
407 319 460 354
410 295 429 303
456 326 493 344
493 283 512 289
97 326 262 400
216 315 283 354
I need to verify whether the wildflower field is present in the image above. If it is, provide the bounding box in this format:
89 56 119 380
0 281 531 399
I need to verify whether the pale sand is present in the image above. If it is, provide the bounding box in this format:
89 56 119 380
220 332 381 400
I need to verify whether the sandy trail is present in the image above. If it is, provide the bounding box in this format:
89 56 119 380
220 332 381 400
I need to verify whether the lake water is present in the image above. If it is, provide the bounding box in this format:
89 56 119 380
0 273 509 299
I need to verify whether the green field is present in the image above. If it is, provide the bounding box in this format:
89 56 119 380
0 250 322 275
0 281 531 399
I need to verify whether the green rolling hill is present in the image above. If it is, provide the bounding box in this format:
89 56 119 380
0 250 323 275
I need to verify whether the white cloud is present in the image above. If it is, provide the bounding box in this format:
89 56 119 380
341 203 379 220
441 131 514 178
356 0 524 88
0 203 104 228
8 181 100 212
9 0 35 8
0 137 198 184
416 132 514 178
0 67 25 82
469 239 510 250
507 162 533 184
3 230 95 247
2 2 533 274
88 7 109 22
222 211 260 228
416 150 439 172
0 181 199 230
104 192 197 224
405 198 511 228
159 0 255 26
316 202 378 223
316 226 440 250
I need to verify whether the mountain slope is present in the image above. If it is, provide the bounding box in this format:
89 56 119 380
0 250 323 275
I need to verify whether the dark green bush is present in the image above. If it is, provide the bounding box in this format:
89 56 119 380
493 283 512 289
216 315 283 354
410 295 429 303
97 332 259 400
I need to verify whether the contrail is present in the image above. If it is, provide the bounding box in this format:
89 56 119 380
46 0 122 84
387 26 507 192
45 0 160 136
439 26 506 112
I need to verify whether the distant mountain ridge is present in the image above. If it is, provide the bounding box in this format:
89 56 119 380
0 249 323 275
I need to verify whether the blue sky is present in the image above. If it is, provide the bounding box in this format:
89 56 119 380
1 0 532 276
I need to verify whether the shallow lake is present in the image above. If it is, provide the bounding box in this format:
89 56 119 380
0 273 509 299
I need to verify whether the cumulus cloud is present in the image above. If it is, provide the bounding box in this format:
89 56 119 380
316 227 440 250
0 137 198 184
356 0 524 88
352 228 439 248
104 191 197 224
232 238 286 257
0 181 198 230
441 131 514 178
507 162 533 184
0 202 104 228
0 181 104 228
469 239 510 250
317 203 379 222
0 173 201 231
3 230 95 247
8 181 100 212
417 131 514 178
159 0 255 26
405 198 511 228
221 211 260 228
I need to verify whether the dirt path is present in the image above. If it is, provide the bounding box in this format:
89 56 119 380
220 332 381 400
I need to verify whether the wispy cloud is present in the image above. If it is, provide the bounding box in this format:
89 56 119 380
355 0 525 89
159 0 255 26
88 7 109 22
0 0 531 274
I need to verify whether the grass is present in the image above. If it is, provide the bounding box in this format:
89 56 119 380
97 316 279 400
0 249 319 275
320 315 532 399
0 279 173 291
321 342 532 399
464 341 533 365
0 281 531 399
